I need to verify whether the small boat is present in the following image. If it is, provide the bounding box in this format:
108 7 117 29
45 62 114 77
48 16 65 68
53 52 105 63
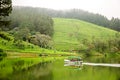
64 56 83 66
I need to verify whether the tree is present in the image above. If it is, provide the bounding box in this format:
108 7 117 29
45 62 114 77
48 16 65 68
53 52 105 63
0 0 12 30
12 27 30 41
29 32 53 49
109 17 120 31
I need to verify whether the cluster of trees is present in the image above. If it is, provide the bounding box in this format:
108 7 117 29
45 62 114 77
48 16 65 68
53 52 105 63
0 0 12 57
8 7 54 36
1 5 54 49
4 7 54 49
109 18 120 31
79 33 120 56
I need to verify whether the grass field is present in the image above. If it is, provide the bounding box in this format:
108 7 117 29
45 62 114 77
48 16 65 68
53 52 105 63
53 18 117 50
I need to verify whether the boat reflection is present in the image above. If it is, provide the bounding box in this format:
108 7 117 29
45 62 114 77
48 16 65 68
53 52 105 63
64 56 83 69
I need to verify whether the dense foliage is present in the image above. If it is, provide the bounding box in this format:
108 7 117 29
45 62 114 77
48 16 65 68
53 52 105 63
2 7 54 48
0 48 7 57
8 7 54 37
0 0 12 16
0 0 12 30
29 32 53 49
79 33 120 56
53 18 120 55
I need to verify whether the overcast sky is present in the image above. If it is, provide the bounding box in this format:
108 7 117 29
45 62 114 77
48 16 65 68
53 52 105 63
12 0 120 19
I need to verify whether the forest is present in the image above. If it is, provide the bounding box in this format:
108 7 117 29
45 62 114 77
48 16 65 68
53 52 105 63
1 6 54 49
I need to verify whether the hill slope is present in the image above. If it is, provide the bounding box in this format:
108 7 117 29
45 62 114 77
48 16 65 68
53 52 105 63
53 18 117 51
0 31 67 54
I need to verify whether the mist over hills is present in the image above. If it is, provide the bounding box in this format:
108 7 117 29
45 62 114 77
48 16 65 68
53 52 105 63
13 6 120 32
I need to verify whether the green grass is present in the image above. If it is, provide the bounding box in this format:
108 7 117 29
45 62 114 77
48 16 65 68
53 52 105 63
53 18 117 50
0 31 69 54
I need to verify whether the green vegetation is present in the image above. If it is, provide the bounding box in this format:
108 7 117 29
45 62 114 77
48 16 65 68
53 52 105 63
0 31 70 55
0 17 120 56
1 6 120 57
0 0 12 30
53 18 120 56
53 18 116 50
1 5 119 56
0 2 119 80
0 48 7 59
9 7 54 37
9 9 53 48
16 7 120 32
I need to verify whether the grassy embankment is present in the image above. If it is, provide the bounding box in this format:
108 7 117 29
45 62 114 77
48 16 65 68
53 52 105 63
0 31 70 56
53 18 117 51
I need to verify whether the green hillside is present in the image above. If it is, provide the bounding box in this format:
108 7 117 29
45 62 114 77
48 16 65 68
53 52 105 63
0 31 67 54
53 18 117 51
0 18 119 55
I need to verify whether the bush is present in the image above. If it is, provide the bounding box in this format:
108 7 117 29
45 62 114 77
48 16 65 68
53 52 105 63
0 32 12 41
0 48 4 52
13 41 25 50
0 48 7 57
29 33 53 49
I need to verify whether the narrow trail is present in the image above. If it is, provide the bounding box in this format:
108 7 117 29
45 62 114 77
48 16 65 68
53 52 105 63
83 63 120 67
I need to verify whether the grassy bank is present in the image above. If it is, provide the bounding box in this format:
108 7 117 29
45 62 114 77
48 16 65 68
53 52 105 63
0 32 70 55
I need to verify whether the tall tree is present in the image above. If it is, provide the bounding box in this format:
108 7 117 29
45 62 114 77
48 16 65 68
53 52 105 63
0 0 12 30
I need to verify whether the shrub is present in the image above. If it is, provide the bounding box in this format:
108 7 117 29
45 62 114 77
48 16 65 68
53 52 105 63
0 48 7 57
29 33 53 49
0 32 12 41
13 41 25 49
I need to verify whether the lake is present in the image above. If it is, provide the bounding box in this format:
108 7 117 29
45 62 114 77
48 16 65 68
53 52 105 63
0 56 120 80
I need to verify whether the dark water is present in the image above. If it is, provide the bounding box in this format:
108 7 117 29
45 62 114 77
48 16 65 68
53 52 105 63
0 57 120 80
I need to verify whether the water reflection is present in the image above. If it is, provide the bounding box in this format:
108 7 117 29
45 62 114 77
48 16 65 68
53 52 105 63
64 60 83 70
0 57 120 80
0 59 53 80
9 62 53 80
83 56 120 63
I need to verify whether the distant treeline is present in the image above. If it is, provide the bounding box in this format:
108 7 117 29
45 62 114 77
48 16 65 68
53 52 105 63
39 8 120 32
9 6 120 32
14 6 120 32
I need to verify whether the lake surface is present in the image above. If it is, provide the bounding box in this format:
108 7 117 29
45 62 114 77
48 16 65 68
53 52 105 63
0 56 120 80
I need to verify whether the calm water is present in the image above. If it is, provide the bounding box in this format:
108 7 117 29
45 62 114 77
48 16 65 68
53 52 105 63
0 56 120 80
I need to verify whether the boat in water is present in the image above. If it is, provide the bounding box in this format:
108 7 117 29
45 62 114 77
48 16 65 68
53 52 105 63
64 56 83 67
